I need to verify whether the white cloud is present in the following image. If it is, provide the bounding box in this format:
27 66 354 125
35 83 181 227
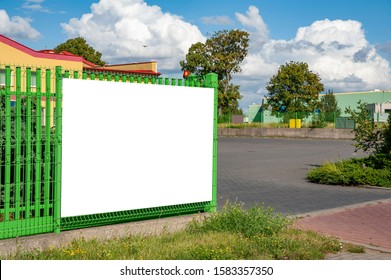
235 10 391 110
0 9 40 40
235 5 269 48
61 0 205 71
22 0 49 12
201 16 233 25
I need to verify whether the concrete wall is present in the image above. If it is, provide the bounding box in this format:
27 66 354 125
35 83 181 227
218 128 355 140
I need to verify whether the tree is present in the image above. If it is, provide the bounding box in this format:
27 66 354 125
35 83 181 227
180 29 249 114
265 61 324 116
380 114 391 154
54 37 106 66
345 101 383 154
319 89 341 122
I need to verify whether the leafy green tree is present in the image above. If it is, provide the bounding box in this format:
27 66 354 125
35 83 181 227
265 61 324 117
54 37 106 66
319 89 341 122
345 101 383 154
180 29 249 114
380 114 391 154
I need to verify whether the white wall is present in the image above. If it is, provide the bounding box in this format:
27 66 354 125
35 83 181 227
61 79 214 217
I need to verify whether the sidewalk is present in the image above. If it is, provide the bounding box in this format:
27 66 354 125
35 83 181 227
295 198 391 260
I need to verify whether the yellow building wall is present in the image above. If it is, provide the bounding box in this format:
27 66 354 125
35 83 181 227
1 40 83 127
0 42 82 70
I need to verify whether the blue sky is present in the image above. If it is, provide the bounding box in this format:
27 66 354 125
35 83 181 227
1 0 391 109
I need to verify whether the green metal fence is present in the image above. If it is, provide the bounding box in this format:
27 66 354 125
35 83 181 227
219 111 344 128
0 64 218 239
0 66 62 239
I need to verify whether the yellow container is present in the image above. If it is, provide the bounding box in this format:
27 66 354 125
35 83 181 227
289 119 301 128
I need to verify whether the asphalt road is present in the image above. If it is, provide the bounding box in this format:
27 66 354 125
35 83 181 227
217 137 391 214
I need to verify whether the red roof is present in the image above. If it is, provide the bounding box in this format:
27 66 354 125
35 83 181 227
0 34 83 62
1 34 160 76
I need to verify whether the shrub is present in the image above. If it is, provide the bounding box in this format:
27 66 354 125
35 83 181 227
307 158 391 188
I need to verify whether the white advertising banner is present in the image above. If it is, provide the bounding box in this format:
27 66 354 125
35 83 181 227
61 78 214 217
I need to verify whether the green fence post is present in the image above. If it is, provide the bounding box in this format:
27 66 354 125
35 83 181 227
44 69 51 217
25 68 32 219
14 67 23 221
4 67 11 222
73 71 79 79
204 73 218 213
54 66 62 234
33 68 42 226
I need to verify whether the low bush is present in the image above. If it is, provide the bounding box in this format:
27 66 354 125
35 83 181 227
307 156 391 187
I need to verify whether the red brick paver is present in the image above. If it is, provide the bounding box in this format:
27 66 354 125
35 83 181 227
295 200 391 250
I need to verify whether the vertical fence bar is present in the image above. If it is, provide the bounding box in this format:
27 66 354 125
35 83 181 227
204 73 218 212
4 66 12 222
44 69 51 217
34 69 42 222
54 66 62 233
25 68 32 219
15 68 22 221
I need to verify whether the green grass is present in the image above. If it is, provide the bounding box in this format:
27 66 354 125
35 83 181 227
307 154 391 188
3 203 364 260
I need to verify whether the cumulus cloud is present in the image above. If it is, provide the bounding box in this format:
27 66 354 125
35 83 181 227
61 0 205 71
235 5 268 48
0 9 40 40
235 10 391 109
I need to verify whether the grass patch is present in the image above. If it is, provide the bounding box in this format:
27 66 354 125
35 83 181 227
307 154 391 188
4 203 357 260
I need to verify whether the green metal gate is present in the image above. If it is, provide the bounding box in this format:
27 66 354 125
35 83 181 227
0 66 62 239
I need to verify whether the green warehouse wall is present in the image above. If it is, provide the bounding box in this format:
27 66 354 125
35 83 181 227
332 90 391 116
250 90 391 123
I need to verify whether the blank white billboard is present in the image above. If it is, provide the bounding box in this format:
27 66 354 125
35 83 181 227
61 78 214 217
